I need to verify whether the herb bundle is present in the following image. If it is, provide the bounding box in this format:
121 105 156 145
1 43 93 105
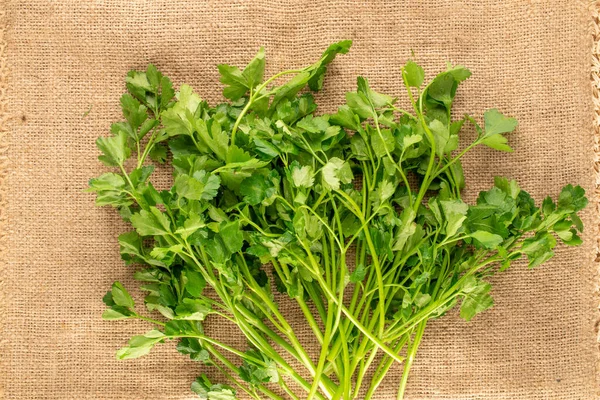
89 41 587 399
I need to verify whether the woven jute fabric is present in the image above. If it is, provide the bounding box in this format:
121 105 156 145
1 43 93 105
0 1 597 399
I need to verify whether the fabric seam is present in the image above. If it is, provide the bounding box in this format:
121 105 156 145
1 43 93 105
590 1 600 398
0 1 10 399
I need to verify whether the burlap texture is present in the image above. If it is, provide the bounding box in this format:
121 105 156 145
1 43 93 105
0 1 597 399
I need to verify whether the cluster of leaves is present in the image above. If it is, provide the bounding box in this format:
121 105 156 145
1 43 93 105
89 41 587 400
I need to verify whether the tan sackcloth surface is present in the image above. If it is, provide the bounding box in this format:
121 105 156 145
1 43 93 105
0 1 598 399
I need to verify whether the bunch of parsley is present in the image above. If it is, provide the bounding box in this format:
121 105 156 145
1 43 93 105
89 41 587 399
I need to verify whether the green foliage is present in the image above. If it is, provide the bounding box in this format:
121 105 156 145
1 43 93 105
116 330 166 359
191 375 237 400
238 349 279 386
96 130 131 167
90 43 586 400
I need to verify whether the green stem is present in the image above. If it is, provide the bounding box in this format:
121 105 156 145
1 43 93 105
397 321 427 400
385 254 502 341
307 301 335 399
166 334 260 363
212 364 260 400
238 256 325 385
134 315 165 326
229 301 328 400
335 190 386 336
353 346 379 398
183 244 329 399
338 322 352 400
290 246 404 365
430 140 478 184
387 105 418 121
273 259 324 344
278 378 301 400
137 124 159 169
205 342 284 400
118 164 137 193
363 335 410 399
230 98 253 146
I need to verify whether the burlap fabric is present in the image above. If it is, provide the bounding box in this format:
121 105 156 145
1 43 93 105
0 1 597 399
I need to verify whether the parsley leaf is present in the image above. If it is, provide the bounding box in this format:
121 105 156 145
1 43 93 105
130 207 171 236
191 375 237 400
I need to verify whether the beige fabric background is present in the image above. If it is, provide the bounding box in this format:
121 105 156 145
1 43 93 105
0 1 598 399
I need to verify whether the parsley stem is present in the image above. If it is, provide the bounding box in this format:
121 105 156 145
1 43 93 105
431 139 479 183
273 260 324 344
201 342 284 400
292 243 405 364
397 320 427 400
309 229 347 399
234 308 329 399
385 254 503 341
363 335 410 398
118 164 136 193
299 205 343 250
167 334 259 363
210 363 259 400
135 140 141 164
180 246 334 396
338 322 352 399
278 378 300 400
226 301 315 393
134 315 165 326
230 98 253 146
237 296 338 396
239 257 326 389
333 178 371 357
387 105 418 121
209 354 270 400
305 281 328 323
353 346 380 397
334 189 387 336
412 111 437 211
238 216 279 237
137 124 159 169
307 301 335 399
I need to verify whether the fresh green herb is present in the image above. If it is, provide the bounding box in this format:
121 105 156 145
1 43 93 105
89 41 587 399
